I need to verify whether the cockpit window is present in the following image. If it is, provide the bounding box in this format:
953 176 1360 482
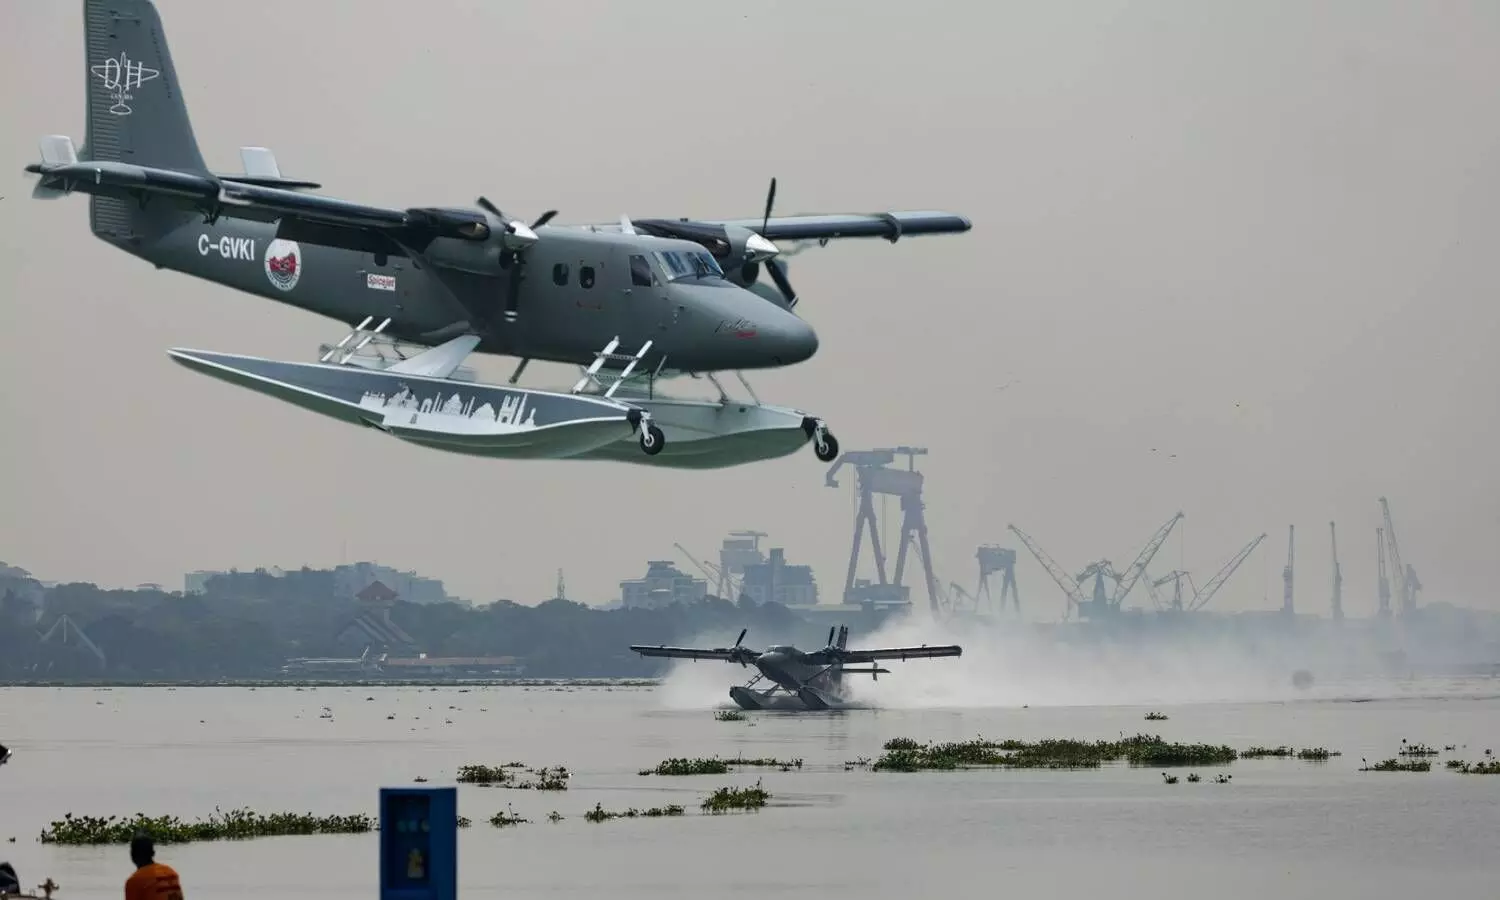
629 254 656 287
652 248 724 282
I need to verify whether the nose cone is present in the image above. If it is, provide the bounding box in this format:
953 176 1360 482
768 310 819 365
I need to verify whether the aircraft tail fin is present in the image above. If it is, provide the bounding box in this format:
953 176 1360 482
81 0 207 239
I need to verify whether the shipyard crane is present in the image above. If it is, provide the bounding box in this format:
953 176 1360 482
1150 533 1266 613
1282 525 1295 617
945 545 1021 618
1008 513 1181 620
1090 512 1185 619
975 545 1020 616
1376 526 1391 618
673 543 743 601
1379 497 1420 616
1007 524 1087 620
825 446 941 614
1330 522 1343 623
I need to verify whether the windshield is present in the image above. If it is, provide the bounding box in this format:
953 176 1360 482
653 248 724 282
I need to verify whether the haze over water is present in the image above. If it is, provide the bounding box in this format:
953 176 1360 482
3 674 1497 900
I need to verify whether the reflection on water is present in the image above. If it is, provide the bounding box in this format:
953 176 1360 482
1 681 1497 900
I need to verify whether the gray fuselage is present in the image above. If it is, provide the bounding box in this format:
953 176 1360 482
123 212 819 375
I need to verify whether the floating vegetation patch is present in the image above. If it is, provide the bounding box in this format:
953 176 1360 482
489 806 528 827
1452 760 1500 774
701 780 771 813
871 734 1237 772
456 764 516 785
1162 773 1178 784
458 762 563 789
1445 759 1465 770
39 809 374 845
715 709 746 721
1144 712 1168 721
1361 758 1430 772
1241 746 1341 760
583 802 684 823
1398 741 1439 757
640 755 803 776
456 816 472 828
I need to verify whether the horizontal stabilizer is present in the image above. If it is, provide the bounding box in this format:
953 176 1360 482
39 135 78 166
239 146 281 179
218 146 322 190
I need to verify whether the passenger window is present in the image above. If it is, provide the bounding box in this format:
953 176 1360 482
552 263 569 286
580 265 596 289
630 255 655 288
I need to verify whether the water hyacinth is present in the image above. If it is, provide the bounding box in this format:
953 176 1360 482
39 808 374 845
871 734 1238 771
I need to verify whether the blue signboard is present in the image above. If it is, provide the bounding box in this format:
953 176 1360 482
379 786 457 900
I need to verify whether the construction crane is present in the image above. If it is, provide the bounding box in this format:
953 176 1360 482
1008 524 1086 620
672 543 743 601
1379 497 1420 616
1376 526 1391 618
1009 512 1182 620
1146 533 1266 613
1330 522 1343 623
1096 512 1184 618
825 446 942 614
1281 525 1295 617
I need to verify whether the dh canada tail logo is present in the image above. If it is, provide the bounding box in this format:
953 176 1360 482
90 52 159 116
264 239 302 292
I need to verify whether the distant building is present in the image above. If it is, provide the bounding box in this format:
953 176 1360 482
620 561 706 609
334 580 419 654
333 562 448 605
740 547 819 606
184 561 450 604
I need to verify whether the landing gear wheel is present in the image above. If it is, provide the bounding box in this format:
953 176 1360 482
813 428 839 463
639 423 665 456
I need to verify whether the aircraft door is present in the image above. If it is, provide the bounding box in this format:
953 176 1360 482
619 248 675 335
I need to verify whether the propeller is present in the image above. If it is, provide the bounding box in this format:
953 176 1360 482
474 197 554 322
751 176 798 309
714 628 756 667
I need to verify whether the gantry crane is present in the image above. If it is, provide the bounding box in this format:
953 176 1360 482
1330 521 1343 623
825 446 941 614
946 545 1021 617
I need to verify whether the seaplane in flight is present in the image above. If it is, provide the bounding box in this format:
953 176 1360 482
631 625 962 710
23 0 972 470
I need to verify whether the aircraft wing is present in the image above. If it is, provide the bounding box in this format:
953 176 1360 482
629 645 749 662
706 211 972 244
26 138 492 255
836 644 963 663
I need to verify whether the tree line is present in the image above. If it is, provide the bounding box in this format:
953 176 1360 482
0 573 820 681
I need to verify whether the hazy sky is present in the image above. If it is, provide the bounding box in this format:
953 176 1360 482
3 0 1498 617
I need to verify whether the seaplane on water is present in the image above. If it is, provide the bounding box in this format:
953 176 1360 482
631 625 962 710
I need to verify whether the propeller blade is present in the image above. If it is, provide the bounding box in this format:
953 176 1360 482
476 196 501 217
761 177 777 235
735 628 747 647
827 626 835 647
532 209 558 228
765 258 798 309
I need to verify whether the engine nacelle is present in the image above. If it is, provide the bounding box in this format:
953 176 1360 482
411 207 536 276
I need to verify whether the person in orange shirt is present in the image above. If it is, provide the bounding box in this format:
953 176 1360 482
124 834 183 900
